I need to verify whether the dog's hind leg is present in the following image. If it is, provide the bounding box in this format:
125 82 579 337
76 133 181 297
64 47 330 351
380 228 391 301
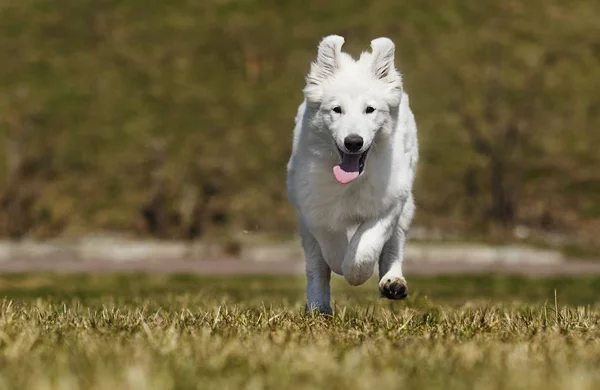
300 221 332 315
378 196 414 300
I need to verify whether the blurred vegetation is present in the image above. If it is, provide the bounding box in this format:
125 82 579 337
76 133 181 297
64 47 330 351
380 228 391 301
0 0 599 243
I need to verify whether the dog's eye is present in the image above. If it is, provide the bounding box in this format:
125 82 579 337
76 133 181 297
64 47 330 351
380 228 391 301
332 106 342 114
365 106 375 114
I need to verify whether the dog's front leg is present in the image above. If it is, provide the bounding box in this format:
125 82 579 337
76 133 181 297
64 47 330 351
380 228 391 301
378 224 408 299
342 205 401 286
299 222 332 315
379 196 414 300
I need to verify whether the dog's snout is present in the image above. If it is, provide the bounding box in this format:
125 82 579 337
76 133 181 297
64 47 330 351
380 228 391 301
344 134 364 153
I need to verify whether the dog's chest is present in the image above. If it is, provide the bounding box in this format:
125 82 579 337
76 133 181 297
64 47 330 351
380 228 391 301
301 176 388 230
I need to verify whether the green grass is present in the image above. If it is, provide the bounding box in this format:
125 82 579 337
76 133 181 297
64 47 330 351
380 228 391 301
1 274 600 389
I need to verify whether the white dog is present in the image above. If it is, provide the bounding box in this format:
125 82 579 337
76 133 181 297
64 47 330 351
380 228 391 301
287 35 419 314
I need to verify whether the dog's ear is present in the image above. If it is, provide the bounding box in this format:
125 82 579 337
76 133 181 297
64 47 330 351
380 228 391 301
370 37 401 84
304 35 344 102
370 37 402 105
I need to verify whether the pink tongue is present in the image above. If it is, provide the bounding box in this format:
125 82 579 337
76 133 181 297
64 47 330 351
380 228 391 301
333 153 361 184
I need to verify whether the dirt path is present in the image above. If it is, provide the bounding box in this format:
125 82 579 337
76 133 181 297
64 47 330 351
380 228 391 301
2 258 600 277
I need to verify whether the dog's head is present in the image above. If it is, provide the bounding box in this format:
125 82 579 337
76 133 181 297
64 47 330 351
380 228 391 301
303 35 403 184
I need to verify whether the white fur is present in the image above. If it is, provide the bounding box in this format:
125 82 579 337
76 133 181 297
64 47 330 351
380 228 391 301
287 36 419 314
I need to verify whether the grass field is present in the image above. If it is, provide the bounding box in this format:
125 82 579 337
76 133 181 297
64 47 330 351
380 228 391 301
1 273 600 389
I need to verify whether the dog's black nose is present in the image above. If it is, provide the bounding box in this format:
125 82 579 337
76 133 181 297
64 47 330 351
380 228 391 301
344 134 364 153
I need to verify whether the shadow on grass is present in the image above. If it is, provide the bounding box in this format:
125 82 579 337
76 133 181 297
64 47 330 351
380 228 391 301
0 273 599 309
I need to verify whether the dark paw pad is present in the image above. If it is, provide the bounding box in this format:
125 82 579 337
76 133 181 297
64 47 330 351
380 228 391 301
379 278 408 300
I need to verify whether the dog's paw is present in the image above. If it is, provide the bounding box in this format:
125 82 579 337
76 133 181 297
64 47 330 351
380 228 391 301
379 277 408 300
305 303 333 316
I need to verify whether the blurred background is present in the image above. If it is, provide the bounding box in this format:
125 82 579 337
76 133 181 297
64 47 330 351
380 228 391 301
1 0 599 262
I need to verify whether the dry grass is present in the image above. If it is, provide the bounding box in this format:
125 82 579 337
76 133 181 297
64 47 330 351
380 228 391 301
0 274 599 389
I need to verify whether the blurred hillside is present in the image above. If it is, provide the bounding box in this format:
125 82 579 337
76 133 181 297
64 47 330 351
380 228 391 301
0 0 599 250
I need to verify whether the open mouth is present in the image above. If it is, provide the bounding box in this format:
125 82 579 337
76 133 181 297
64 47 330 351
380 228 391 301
333 146 370 184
